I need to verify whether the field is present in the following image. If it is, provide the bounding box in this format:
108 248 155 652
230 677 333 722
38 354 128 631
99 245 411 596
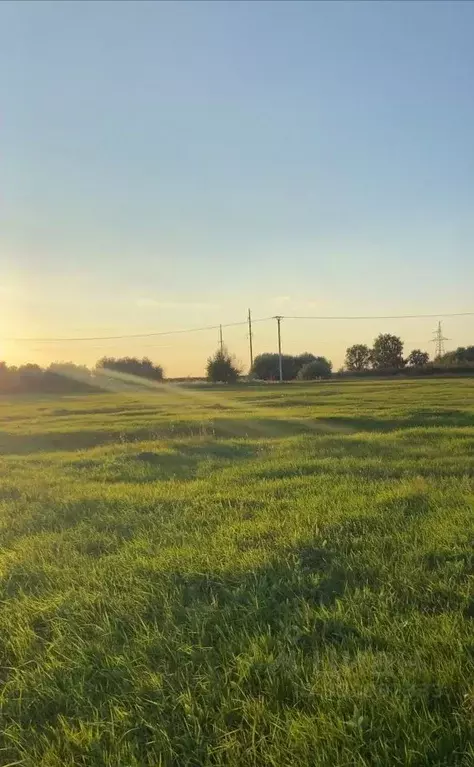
0 378 473 766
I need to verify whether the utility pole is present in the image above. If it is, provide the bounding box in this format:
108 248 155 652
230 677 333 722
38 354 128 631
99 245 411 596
219 324 223 353
247 308 254 370
275 315 283 382
432 321 448 359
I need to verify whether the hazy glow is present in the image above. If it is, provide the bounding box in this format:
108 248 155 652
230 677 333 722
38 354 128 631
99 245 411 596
51 364 356 438
1 2 473 374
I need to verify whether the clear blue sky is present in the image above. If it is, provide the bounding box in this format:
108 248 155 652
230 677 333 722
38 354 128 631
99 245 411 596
1 0 473 374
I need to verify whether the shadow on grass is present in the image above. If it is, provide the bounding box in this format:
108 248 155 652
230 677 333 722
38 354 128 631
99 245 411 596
101 442 265 482
0 429 138 455
424 550 474 574
0 419 290 455
2 505 472 767
140 508 471 679
141 542 389 685
254 461 474 482
1 407 473 456
322 408 474 433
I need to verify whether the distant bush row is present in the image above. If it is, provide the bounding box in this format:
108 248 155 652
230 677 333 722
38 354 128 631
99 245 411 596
1 337 474 393
96 356 164 381
336 363 474 378
251 353 332 381
204 350 333 383
344 335 474 373
0 358 163 395
205 335 474 383
0 362 98 394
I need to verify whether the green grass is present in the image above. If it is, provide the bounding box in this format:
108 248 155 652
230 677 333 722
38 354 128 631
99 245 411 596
0 379 473 766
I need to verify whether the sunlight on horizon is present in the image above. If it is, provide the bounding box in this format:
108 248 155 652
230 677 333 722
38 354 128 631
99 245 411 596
48 363 356 439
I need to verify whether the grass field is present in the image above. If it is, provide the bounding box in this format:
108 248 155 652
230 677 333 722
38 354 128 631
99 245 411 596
0 378 473 766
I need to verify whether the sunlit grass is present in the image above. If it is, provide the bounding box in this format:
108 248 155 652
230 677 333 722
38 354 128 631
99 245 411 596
0 379 473 766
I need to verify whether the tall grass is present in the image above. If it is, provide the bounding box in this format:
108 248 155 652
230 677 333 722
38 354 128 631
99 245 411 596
0 379 472 766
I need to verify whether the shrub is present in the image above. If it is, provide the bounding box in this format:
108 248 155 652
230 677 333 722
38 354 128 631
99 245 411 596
251 353 282 380
96 356 163 381
206 348 241 383
251 352 322 381
372 334 405 370
0 361 98 394
406 349 429 367
345 344 372 371
297 357 332 380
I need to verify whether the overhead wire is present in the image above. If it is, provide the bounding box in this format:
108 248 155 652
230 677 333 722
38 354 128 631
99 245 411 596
3 316 273 343
2 311 473 344
282 312 474 321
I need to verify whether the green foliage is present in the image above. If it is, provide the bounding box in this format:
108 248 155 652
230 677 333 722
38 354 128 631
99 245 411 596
345 343 373 371
206 348 241 383
251 352 285 380
0 382 473 765
371 333 405 370
295 352 318 368
251 352 330 381
97 356 163 380
439 346 474 365
0 361 98 394
337 363 474 378
456 345 474 362
407 349 430 367
297 357 332 379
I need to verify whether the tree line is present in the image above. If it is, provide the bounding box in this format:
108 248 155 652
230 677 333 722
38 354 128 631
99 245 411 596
0 335 473 393
344 334 474 374
206 350 332 383
0 362 98 394
206 334 474 382
0 357 163 394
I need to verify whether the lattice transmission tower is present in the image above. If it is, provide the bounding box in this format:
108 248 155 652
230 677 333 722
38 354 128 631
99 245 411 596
432 321 449 359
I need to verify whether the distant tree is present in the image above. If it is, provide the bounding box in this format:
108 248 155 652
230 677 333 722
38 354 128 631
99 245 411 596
45 363 97 393
453 346 474 363
345 344 372 371
251 352 323 381
49 362 91 376
437 350 456 365
280 353 314 380
0 360 99 394
206 348 241 383
297 357 332 380
17 363 42 375
96 356 163 381
251 353 283 380
406 349 429 367
295 352 317 368
0 361 12 393
437 346 474 365
16 363 43 392
371 334 405 370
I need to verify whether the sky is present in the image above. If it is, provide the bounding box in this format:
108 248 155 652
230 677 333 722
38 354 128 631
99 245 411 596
1 0 473 375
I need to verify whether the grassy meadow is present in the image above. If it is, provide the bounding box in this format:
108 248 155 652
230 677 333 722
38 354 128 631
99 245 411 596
0 378 473 766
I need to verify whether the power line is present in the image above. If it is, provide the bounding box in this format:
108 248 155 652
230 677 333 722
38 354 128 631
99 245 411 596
283 312 474 321
4 317 273 344
2 310 473 344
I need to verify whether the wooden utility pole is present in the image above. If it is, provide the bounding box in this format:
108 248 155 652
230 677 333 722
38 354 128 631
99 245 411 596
247 308 253 369
275 316 283 382
219 324 223 353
